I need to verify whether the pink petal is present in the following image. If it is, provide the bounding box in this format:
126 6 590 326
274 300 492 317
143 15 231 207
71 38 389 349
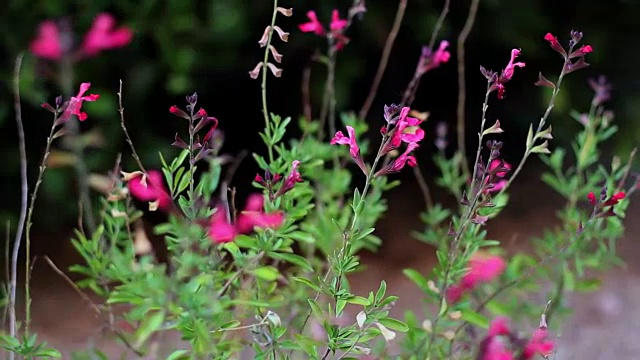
29 21 63 60
488 317 510 337
209 211 238 244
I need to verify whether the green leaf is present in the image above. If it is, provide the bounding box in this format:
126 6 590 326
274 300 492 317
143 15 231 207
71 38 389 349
135 310 165 348
403 269 429 293
269 252 313 272
531 140 551 154
460 309 489 328
377 318 409 332
375 280 387 303
166 350 190 360
33 348 62 358
293 277 322 293
251 266 280 281
525 123 534 150
345 295 371 306
307 299 324 318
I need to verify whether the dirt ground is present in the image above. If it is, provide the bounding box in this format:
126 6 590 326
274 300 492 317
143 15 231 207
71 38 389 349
17 176 640 359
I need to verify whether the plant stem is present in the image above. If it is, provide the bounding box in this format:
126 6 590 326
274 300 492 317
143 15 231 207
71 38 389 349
260 0 279 164
469 84 492 191
456 0 481 180
498 55 572 195
9 53 25 356
358 0 407 120
117 80 147 173
60 57 96 235
318 45 337 141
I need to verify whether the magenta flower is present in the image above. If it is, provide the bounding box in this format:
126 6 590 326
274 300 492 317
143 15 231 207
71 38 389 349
387 107 424 151
209 194 284 244
58 82 100 123
419 40 451 74
329 9 347 31
299 9 349 50
29 21 63 60
375 142 419 177
127 170 172 211
29 13 132 61
485 159 511 193
275 160 303 197
331 126 367 174
488 317 510 337
446 253 506 303
522 328 554 359
81 13 133 57
483 338 514 360
299 11 325 35
491 49 525 99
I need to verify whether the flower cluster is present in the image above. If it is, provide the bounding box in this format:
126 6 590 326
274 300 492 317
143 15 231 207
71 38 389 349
587 188 626 219
446 252 506 303
249 7 292 79
481 49 526 99
478 317 554 360
209 194 284 244
299 9 349 50
30 13 132 61
544 30 593 74
375 105 425 176
169 93 220 163
255 160 304 201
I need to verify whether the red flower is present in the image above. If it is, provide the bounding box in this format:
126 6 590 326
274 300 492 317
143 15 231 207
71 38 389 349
299 11 325 35
522 328 554 359
127 170 172 211
29 21 63 60
488 317 510 337
587 191 597 206
603 191 625 206
81 13 133 57
544 32 567 57
485 159 512 193
209 210 238 244
446 253 506 303
58 82 100 123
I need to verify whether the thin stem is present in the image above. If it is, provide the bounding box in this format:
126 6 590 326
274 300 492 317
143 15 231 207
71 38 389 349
358 0 408 120
117 80 147 173
427 0 451 50
318 45 337 140
188 107 196 199
469 85 492 191
456 0 481 180
260 0 279 164
9 53 26 355
61 57 97 235
498 56 572 195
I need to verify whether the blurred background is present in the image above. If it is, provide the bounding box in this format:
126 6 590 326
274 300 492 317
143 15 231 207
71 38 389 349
0 0 640 357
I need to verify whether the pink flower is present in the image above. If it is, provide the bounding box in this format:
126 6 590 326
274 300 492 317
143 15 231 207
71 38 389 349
388 107 424 150
434 40 451 64
483 337 514 360
209 210 238 244
522 328 554 359
275 160 303 197
329 9 347 31
603 191 625 206
502 49 525 81
485 159 512 193
127 170 172 211
299 11 325 35
331 126 360 159
446 253 506 303
29 20 63 60
587 191 597 206
81 13 133 57
59 82 100 123
488 317 510 337
544 33 559 46
375 142 419 177
209 194 284 244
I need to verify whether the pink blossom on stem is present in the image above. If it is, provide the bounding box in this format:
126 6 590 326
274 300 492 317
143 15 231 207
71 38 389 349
81 13 133 57
522 328 554 359
485 159 512 193
502 49 525 81
58 82 100 123
488 317 511 337
330 9 348 31
299 11 325 35
387 107 424 151
420 40 451 74
375 142 419 177
209 210 238 244
275 160 303 197
30 20 63 60
331 126 367 173
446 252 506 303
483 337 514 360
127 170 172 211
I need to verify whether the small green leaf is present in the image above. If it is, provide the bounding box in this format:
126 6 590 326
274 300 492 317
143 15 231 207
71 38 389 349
531 140 551 154
135 310 165 348
251 266 280 281
293 277 322 292
308 299 324 318
345 295 371 306
268 252 313 272
525 123 534 150
375 280 387 302
166 349 190 360
378 318 409 332
33 348 62 358
481 119 504 136
460 309 489 328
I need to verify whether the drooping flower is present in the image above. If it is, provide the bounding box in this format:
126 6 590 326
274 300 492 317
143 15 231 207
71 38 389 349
446 252 506 303
81 13 133 57
485 159 512 193
58 82 100 124
603 191 625 206
29 21 63 60
331 126 367 174
374 142 419 177
127 170 172 211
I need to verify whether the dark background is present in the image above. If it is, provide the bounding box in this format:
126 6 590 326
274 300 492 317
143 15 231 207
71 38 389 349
1 0 639 235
